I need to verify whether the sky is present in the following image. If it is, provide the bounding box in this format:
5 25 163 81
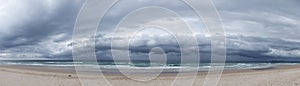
0 0 300 62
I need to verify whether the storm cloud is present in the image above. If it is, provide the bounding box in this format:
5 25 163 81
0 0 299 62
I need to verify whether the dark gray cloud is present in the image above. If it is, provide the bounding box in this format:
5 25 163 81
0 0 299 61
0 0 82 48
227 35 300 60
0 0 83 59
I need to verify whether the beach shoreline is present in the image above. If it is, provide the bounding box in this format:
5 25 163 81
0 65 300 86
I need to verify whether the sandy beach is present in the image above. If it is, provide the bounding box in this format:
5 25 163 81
0 65 299 86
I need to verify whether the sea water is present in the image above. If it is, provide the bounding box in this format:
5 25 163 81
0 60 298 74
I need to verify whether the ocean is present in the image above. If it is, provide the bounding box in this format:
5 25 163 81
0 60 298 74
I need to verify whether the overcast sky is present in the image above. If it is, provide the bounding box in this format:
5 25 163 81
0 0 299 61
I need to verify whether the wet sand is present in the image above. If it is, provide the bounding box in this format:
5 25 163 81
0 65 300 86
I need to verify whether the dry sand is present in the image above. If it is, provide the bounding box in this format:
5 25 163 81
0 65 300 86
